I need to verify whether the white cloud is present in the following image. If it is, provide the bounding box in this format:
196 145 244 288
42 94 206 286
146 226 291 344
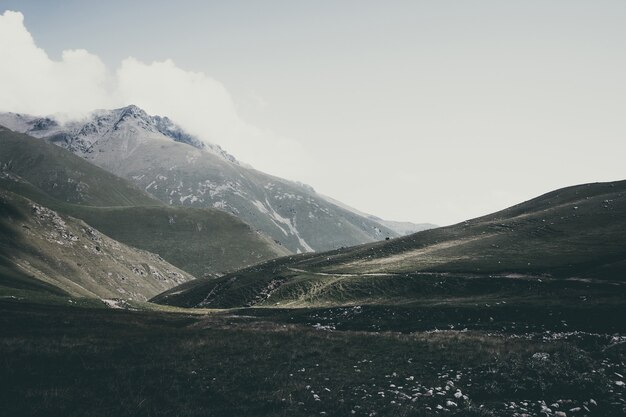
0 11 113 119
0 10 303 169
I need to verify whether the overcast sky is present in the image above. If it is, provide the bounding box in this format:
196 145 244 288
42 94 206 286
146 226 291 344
1 1 625 225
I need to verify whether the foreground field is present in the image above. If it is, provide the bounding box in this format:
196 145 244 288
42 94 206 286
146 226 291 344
1 294 625 417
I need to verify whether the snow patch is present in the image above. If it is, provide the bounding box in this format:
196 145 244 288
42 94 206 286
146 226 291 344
251 198 314 252
180 194 199 204
102 299 124 309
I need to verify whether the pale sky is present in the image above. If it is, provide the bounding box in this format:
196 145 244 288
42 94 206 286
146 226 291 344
1 1 625 225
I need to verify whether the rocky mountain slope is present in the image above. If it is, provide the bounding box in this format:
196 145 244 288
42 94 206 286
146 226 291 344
0 127 289 277
153 179 626 308
0 189 194 301
0 106 397 253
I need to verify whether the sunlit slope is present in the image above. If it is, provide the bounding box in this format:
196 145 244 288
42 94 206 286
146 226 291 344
0 190 194 301
153 180 626 308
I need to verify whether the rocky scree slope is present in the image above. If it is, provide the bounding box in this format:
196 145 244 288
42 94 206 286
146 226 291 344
0 189 194 301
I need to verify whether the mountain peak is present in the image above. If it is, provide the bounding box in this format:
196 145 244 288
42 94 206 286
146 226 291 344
102 105 212 151
116 104 149 121
0 106 240 160
120 104 143 112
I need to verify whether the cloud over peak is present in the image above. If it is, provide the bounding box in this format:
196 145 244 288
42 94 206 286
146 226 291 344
0 11 110 118
0 10 294 165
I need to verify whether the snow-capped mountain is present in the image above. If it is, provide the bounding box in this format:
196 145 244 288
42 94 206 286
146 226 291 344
0 105 235 162
0 106 397 253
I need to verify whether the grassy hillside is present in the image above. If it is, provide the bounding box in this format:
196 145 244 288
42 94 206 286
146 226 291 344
62 205 291 277
303 180 626 277
0 126 290 276
153 180 626 308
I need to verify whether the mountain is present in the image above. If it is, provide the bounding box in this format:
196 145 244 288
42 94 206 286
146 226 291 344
371 219 437 236
0 106 398 253
319 193 437 235
0 189 194 301
0 127 290 277
152 179 626 308
0 125 158 207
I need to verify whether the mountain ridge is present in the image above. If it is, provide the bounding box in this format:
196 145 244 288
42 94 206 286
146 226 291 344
0 105 236 161
0 106 401 253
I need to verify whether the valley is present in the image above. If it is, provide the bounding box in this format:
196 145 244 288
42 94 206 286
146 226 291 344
2 3 625 416
0 118 625 417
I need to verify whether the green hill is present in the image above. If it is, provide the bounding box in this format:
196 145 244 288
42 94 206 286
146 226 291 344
61 205 291 278
153 180 626 308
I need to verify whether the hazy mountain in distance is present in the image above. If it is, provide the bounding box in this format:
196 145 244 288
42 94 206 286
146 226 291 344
0 106 397 253
320 193 437 235
370 219 437 235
